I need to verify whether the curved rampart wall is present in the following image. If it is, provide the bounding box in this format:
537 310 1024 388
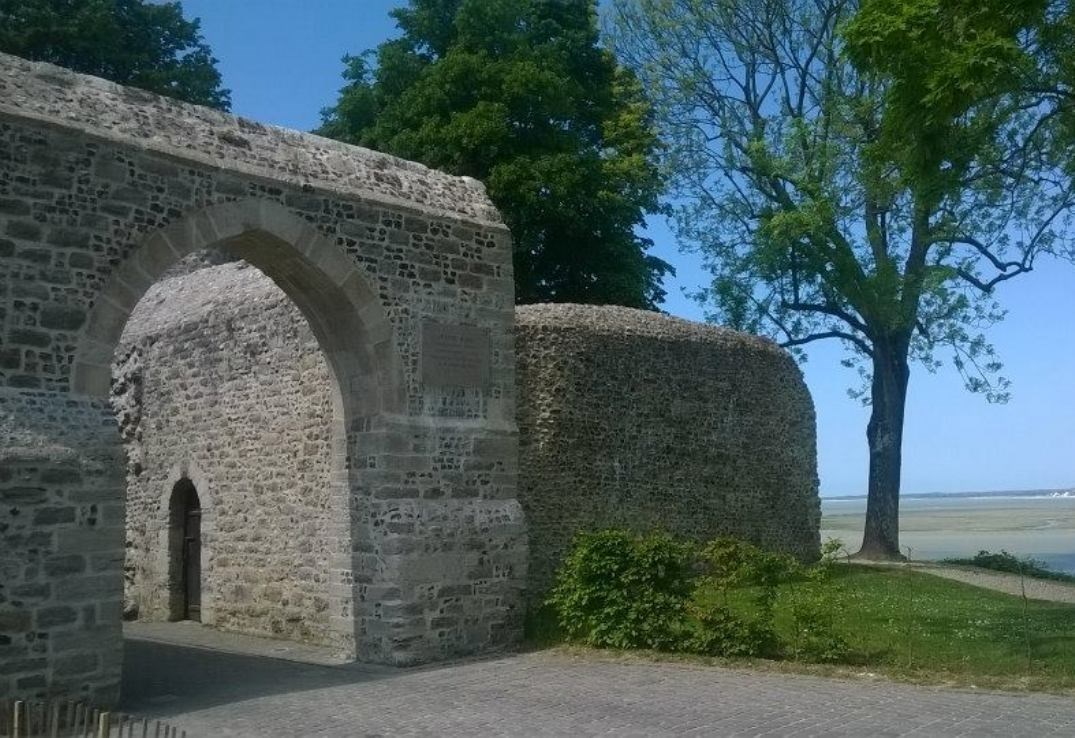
515 304 820 597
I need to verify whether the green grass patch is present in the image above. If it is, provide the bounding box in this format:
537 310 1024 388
940 549 1075 583
774 566 1075 689
531 563 1075 692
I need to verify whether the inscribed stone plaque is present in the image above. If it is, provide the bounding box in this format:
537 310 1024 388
421 322 491 387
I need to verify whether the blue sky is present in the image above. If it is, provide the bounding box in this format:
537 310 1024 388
179 0 1074 496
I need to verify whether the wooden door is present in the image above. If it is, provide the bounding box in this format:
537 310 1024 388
182 504 201 621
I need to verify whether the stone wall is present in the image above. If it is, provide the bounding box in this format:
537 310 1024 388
515 304 820 597
0 393 124 704
110 273 822 618
0 52 525 705
116 260 341 649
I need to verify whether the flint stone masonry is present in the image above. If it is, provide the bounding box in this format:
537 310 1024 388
515 304 821 597
0 52 525 706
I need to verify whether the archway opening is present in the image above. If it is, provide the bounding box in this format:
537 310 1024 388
78 200 405 662
113 250 353 654
167 478 201 622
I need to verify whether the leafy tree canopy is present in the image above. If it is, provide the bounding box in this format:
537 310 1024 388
0 0 230 110
319 0 671 308
845 0 1075 179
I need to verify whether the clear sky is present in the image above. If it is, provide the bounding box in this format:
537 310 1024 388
177 0 1075 497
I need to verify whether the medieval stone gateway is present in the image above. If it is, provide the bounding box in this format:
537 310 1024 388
0 53 526 704
1 53 819 707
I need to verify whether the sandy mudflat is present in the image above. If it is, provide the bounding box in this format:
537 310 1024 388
821 495 1075 574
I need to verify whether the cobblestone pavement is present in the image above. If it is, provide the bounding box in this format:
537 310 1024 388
121 633 1075 737
125 621 349 666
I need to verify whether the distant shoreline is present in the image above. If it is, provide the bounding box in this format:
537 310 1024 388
823 487 1074 501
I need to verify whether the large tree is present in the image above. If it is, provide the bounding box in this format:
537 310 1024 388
612 0 1075 557
0 0 230 110
319 0 671 308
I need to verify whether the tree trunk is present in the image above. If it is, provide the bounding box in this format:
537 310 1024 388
855 341 911 560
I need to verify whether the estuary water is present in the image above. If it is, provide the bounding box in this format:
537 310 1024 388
820 493 1075 575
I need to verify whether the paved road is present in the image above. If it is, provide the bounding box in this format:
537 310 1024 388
122 636 1075 737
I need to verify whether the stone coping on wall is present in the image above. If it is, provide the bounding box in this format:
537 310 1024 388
0 51 503 227
515 303 785 354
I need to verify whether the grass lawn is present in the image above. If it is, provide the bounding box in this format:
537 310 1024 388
528 564 1075 693
797 566 1075 690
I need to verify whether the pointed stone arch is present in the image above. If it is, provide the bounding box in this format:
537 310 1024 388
72 199 405 422
74 199 410 659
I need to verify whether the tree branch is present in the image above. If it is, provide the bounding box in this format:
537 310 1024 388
781 300 870 335
781 330 874 356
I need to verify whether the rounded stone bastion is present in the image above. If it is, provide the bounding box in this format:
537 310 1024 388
515 303 821 597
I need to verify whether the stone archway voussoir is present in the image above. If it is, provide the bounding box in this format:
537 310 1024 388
338 271 378 311
78 335 117 367
133 231 184 282
359 307 392 345
86 294 133 347
156 210 213 258
72 362 112 396
254 199 310 246
307 242 356 285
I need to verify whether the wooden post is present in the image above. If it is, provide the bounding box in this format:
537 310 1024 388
49 701 61 738
13 700 24 738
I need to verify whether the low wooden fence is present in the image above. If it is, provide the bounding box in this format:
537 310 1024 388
1 700 186 738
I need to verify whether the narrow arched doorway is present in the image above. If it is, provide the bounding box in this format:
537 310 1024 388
168 479 202 622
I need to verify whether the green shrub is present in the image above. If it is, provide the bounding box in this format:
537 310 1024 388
689 538 801 657
784 585 850 663
548 529 695 650
548 529 854 664
687 601 776 657
942 550 1075 583
698 537 800 614
817 537 847 568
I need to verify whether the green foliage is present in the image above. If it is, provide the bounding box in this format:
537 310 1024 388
784 585 852 663
687 601 776 658
0 0 229 109
549 530 845 661
688 538 798 657
610 0 1075 392
817 537 849 568
548 529 695 650
319 0 670 308
698 537 800 616
942 550 1075 583
545 536 1075 690
844 0 1045 176
845 0 1075 178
